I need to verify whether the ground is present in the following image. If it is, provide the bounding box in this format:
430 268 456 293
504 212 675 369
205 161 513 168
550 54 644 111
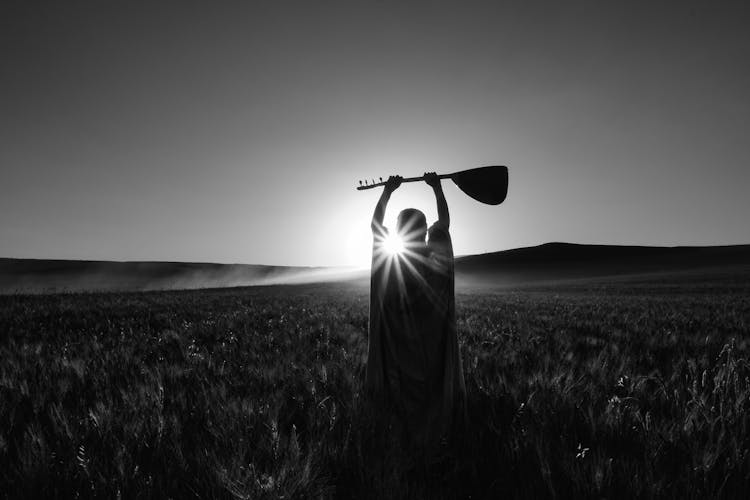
1 276 749 498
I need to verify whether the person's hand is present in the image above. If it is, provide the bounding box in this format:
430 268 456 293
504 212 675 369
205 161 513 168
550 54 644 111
423 171 440 188
384 175 402 193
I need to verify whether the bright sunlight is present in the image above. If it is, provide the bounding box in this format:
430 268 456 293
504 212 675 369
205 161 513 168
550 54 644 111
383 232 405 255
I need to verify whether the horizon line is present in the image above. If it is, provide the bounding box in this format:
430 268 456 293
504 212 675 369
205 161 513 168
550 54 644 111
3 240 750 268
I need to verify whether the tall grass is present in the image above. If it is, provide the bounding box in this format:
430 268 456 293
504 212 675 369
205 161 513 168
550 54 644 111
1 282 749 498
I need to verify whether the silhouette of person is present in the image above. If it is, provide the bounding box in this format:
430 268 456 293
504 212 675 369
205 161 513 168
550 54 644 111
365 172 466 453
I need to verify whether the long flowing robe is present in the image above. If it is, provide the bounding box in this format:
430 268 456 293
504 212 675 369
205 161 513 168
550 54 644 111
365 221 466 449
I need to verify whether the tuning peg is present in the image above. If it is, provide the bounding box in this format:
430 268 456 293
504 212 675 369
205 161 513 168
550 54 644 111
365 180 368 185
359 180 362 186
371 178 375 185
379 177 383 182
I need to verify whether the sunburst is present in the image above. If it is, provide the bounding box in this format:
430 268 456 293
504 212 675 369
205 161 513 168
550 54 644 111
382 232 405 255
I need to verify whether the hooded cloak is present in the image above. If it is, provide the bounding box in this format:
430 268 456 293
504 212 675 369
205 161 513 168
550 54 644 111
365 220 466 448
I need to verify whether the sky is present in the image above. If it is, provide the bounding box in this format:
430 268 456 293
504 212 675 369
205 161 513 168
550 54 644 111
2 1 749 267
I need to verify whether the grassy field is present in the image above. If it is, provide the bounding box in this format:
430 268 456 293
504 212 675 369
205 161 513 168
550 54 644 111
2 278 750 499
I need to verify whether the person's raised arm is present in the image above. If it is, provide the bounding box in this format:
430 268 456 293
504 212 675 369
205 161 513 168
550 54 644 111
371 175 402 234
424 172 449 230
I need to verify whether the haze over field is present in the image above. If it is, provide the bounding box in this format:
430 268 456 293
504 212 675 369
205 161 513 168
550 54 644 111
2 1 750 267
3 243 750 294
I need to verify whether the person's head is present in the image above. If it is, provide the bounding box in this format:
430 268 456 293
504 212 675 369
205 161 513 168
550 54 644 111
397 208 427 244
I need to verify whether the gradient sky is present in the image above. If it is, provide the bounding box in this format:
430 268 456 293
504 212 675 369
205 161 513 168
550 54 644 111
2 1 749 267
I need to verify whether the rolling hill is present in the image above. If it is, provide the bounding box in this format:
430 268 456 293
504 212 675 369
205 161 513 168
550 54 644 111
454 242 750 287
0 259 351 294
2 243 749 293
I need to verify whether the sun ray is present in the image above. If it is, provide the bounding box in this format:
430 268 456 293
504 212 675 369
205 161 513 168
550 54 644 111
371 219 450 309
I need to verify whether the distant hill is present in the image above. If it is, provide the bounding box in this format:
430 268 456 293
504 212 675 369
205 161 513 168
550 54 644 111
0 259 355 294
454 242 750 287
2 243 750 293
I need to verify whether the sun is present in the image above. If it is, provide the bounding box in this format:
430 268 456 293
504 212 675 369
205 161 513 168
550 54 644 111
383 231 405 255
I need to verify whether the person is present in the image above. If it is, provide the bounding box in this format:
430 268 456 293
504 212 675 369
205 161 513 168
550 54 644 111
365 172 466 452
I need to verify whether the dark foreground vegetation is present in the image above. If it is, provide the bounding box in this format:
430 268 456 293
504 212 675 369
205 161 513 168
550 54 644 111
2 276 750 498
